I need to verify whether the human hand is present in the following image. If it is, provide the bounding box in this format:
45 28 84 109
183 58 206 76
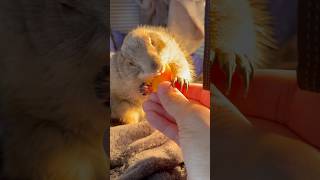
143 82 210 179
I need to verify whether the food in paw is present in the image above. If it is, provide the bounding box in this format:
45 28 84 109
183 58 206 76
146 65 173 92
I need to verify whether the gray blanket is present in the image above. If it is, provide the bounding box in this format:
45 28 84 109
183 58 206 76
109 121 186 180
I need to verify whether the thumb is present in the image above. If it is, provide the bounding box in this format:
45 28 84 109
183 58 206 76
157 81 191 122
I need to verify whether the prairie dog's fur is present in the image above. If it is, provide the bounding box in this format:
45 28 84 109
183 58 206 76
211 0 276 88
0 0 107 179
212 0 275 68
110 26 194 124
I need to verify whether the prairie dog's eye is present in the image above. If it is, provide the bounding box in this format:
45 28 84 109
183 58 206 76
126 59 141 76
128 61 135 66
127 59 137 68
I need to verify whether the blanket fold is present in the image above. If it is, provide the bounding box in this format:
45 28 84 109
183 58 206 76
110 122 186 180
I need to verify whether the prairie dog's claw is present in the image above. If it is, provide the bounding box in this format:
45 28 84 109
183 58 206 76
172 76 189 93
236 55 254 94
216 50 255 94
217 52 236 93
185 80 189 93
172 77 177 87
178 77 184 91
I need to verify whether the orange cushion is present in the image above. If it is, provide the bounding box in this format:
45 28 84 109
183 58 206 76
213 69 320 150
248 117 299 139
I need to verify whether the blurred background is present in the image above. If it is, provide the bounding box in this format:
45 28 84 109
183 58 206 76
110 0 298 71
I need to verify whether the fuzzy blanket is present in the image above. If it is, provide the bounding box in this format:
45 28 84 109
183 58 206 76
109 121 186 180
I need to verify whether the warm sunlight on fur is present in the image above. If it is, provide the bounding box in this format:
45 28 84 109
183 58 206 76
110 26 194 125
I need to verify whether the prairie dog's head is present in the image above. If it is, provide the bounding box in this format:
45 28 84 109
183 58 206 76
120 28 166 80
111 26 192 98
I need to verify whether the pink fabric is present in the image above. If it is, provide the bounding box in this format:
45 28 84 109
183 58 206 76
167 0 205 53
213 68 320 150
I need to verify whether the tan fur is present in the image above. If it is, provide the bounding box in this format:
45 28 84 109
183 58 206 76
0 0 107 179
110 26 194 124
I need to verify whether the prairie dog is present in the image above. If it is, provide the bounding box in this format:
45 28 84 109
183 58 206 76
110 26 194 124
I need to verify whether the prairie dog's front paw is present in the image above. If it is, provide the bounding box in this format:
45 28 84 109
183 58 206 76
142 63 193 93
169 63 192 92
214 49 254 93
172 75 190 92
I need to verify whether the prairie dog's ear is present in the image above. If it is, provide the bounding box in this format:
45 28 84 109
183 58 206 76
121 35 143 54
148 33 165 53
